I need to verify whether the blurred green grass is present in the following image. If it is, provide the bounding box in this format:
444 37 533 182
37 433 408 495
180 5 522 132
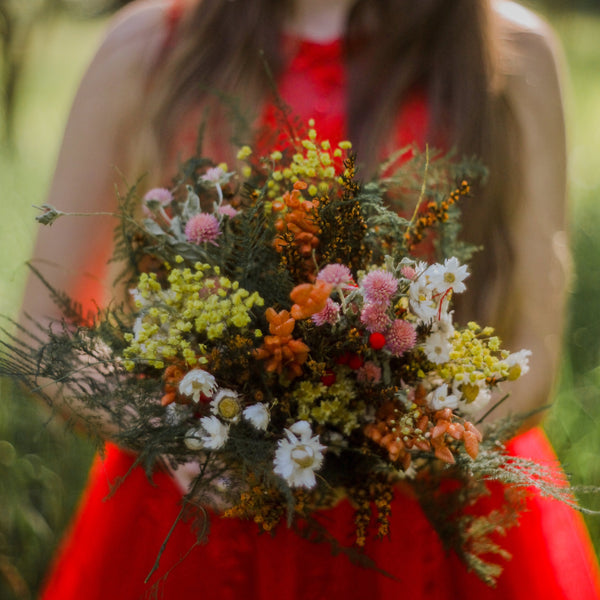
0 15 106 600
0 7 599 599
543 9 600 557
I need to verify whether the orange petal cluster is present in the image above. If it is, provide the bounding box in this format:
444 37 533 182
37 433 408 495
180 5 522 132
160 363 186 406
364 401 430 470
289 280 333 320
273 181 320 269
430 408 483 462
253 308 309 380
364 402 483 469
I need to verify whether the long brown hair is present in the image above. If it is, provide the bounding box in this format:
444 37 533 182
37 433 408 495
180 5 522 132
139 0 520 337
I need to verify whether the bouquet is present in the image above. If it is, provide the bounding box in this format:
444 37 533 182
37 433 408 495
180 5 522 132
1 119 578 585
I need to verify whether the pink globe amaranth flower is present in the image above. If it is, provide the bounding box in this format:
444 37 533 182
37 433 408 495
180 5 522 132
401 265 417 280
143 187 173 206
385 319 417 357
218 204 238 218
361 269 398 304
360 302 391 333
356 361 382 384
317 264 354 288
311 298 340 326
185 213 221 245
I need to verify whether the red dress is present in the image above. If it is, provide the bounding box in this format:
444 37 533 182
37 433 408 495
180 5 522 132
41 33 600 600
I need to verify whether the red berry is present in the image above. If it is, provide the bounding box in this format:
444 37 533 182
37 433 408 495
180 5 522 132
369 332 386 350
321 370 337 386
348 354 364 370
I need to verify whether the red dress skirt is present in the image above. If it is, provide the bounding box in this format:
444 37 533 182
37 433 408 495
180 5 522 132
42 33 600 600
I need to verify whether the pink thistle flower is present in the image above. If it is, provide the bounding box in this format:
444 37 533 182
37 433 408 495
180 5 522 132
360 303 391 333
401 265 417 280
361 270 398 305
143 187 173 206
356 361 382 384
385 319 417 357
317 264 355 288
142 188 173 224
311 298 340 326
202 166 228 184
185 213 221 245
218 204 238 218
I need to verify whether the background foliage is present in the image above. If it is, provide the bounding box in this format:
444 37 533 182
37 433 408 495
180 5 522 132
0 1 599 598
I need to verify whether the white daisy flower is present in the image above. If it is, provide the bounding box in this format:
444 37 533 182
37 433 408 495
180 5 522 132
210 389 242 422
243 403 270 431
433 310 455 337
198 415 229 450
408 279 438 323
423 330 452 364
454 379 492 416
504 349 532 380
426 383 459 411
427 257 469 294
273 421 326 489
178 369 218 403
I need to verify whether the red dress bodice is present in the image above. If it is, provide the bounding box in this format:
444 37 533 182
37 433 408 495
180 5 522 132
41 23 600 600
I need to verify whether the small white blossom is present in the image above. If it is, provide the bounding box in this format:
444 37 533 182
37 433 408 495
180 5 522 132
184 427 204 450
454 379 492 416
210 389 242 422
178 369 218 403
423 330 452 364
198 415 229 449
408 278 438 322
427 383 459 411
428 258 469 295
504 349 532 380
433 310 455 337
273 421 326 489
243 403 270 431
129 288 150 309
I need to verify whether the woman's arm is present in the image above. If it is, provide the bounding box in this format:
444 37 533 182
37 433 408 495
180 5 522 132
491 2 570 426
19 0 171 435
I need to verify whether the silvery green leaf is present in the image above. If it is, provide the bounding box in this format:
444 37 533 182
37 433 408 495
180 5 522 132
169 216 186 241
182 185 201 220
144 220 167 237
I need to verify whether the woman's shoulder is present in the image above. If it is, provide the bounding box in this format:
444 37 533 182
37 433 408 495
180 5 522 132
493 1 564 77
92 0 173 75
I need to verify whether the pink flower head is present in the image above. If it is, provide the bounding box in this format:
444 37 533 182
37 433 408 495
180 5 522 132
385 319 417 357
143 188 173 206
317 264 354 288
202 166 227 184
400 265 417 280
218 204 239 218
311 298 340 326
361 269 398 305
360 302 391 333
185 213 221 245
356 361 382 384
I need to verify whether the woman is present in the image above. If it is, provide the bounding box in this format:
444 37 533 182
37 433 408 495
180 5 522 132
23 0 599 597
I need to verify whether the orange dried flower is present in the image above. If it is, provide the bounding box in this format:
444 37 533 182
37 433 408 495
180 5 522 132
253 308 310 380
160 363 186 406
290 280 333 320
